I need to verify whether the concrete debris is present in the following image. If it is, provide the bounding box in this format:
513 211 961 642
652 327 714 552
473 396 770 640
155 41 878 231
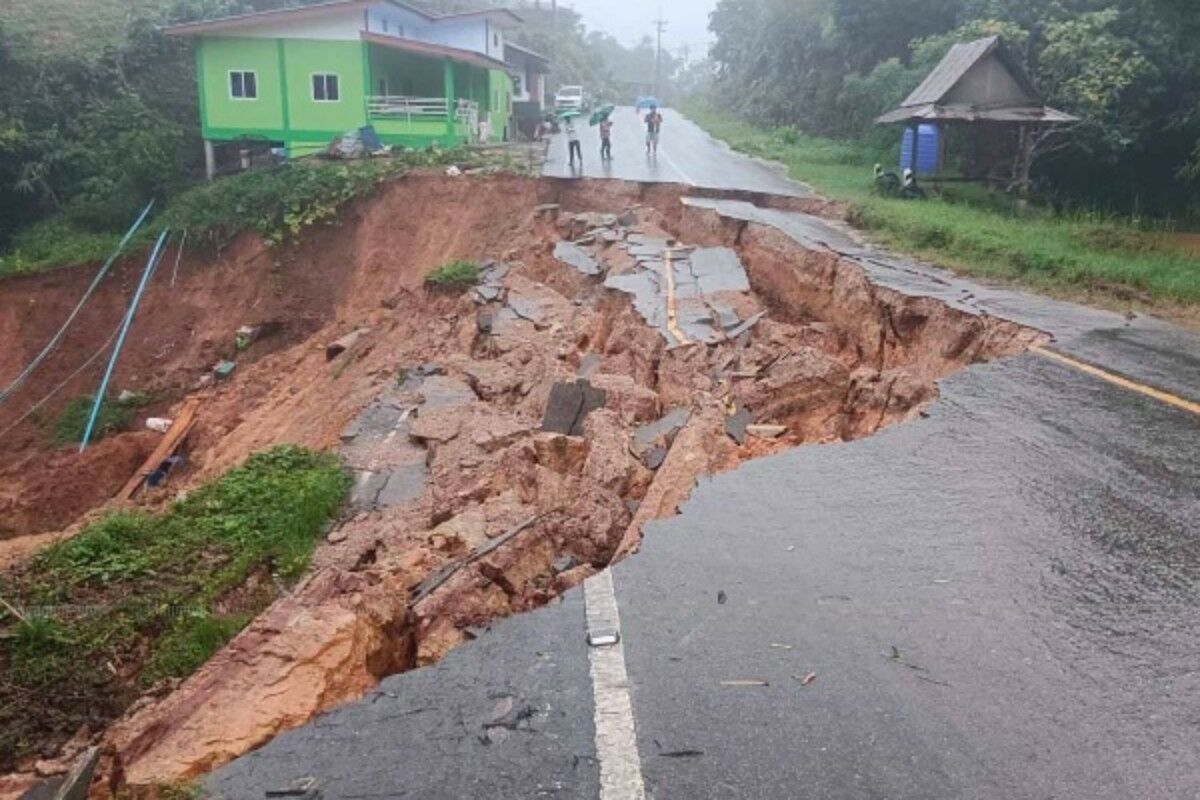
145 418 173 434
325 328 370 362
746 424 787 440
48 746 99 800
554 241 604 277
533 203 560 214
578 353 602 379
631 407 692 467
541 379 608 436
724 400 753 445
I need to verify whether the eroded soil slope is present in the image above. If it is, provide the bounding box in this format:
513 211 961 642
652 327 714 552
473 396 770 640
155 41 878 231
0 173 1043 797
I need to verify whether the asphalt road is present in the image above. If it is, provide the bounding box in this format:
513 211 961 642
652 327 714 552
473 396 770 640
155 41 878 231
208 111 1200 799
541 107 810 197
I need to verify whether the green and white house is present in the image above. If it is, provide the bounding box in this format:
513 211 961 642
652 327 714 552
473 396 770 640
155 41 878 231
166 0 524 173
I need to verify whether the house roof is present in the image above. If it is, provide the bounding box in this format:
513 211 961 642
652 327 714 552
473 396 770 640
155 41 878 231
361 31 510 71
163 0 371 36
164 1 522 37
877 36 1076 125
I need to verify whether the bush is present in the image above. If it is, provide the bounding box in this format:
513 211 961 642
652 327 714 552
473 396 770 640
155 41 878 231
425 259 480 293
50 394 137 446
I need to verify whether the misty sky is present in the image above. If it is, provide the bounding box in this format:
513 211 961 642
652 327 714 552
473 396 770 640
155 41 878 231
561 0 718 59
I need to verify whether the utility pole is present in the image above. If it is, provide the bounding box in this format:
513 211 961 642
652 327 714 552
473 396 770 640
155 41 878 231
653 11 667 100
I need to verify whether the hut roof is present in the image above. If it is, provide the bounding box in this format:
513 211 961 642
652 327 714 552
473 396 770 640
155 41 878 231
877 36 1077 125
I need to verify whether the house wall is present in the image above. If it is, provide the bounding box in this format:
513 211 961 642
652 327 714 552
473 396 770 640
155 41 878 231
365 3 429 38
422 18 488 55
198 37 286 138
487 67 512 141
281 39 367 136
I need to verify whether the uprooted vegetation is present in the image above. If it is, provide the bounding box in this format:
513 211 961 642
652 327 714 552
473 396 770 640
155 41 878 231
0 173 1044 795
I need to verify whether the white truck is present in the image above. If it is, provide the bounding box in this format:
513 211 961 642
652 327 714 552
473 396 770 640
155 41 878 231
554 85 585 113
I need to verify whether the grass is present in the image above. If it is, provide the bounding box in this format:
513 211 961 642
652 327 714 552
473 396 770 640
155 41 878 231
0 445 350 771
425 259 481 293
0 147 485 277
49 393 148 446
684 104 1200 311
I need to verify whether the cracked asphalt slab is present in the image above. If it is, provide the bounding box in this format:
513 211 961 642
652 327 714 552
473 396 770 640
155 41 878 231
207 590 598 800
206 110 1199 799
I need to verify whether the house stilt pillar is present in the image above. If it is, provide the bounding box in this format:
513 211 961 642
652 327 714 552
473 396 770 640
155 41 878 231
204 140 216 181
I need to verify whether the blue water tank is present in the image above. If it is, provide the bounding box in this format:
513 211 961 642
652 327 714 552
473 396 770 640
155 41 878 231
900 124 940 175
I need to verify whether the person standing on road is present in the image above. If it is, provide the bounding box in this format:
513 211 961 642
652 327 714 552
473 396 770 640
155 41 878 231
645 106 663 156
566 117 583 168
599 117 614 161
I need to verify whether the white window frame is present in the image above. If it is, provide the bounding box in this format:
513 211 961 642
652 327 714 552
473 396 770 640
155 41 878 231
228 69 258 101
311 73 341 103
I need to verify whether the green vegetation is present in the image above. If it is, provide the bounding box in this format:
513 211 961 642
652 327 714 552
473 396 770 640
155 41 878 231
0 150 475 276
425 259 481 293
686 105 1200 307
50 393 149 446
702 0 1200 220
0 445 350 770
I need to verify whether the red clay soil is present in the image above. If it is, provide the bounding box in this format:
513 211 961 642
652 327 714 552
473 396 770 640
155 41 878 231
0 172 1045 798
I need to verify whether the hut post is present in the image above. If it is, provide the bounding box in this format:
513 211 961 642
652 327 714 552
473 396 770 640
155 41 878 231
1016 123 1034 215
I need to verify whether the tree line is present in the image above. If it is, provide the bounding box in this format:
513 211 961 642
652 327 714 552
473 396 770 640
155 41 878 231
704 0 1200 217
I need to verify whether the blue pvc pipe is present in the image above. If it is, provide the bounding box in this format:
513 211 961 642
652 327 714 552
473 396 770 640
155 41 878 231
79 229 170 452
0 199 155 406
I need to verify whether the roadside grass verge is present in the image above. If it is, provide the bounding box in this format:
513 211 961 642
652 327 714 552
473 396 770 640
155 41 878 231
0 147 486 277
684 105 1200 311
0 445 350 771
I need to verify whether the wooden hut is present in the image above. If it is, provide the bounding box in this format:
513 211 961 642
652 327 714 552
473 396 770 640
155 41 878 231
877 36 1076 198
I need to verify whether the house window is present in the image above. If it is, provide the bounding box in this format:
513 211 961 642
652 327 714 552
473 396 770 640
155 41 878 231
312 74 340 102
229 70 257 100
512 75 522 96
381 18 389 33
493 32 500 48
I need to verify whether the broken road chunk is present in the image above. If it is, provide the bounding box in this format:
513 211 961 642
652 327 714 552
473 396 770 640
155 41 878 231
541 379 607 436
325 328 370 362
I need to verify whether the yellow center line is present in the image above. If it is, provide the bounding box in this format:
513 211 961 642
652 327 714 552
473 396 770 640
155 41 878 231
1030 345 1200 416
662 248 690 347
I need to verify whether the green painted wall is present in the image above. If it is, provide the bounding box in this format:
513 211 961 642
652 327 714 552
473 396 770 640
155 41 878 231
198 37 285 136
280 39 366 135
195 36 494 150
488 68 512 142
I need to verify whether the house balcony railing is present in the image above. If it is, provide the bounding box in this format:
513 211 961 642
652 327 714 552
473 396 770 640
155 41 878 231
367 96 480 126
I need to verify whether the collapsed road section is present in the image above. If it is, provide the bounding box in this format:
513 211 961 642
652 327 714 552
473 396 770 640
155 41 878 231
0 173 1044 798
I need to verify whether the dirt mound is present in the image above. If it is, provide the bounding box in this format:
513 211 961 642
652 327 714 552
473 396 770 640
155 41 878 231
0 173 1044 796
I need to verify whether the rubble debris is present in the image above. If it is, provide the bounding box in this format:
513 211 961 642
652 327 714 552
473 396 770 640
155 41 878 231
533 203 560 215
578 353 602 379
724 400 753 445
411 516 539 605
794 673 818 687
145 417 173 433
235 325 262 351
541 379 607 436
213 360 237 380
48 746 98 800
719 680 769 687
554 241 603 276
325 328 371 362
746 424 787 440
631 407 691 467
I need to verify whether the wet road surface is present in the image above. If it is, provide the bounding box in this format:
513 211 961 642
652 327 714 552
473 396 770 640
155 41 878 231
208 111 1200 799
541 107 810 197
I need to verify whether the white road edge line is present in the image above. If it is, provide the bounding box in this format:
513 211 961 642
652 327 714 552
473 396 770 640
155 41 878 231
584 569 647 800
658 147 695 186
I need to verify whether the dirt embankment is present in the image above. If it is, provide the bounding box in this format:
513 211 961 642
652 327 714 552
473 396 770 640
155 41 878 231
0 172 1043 798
